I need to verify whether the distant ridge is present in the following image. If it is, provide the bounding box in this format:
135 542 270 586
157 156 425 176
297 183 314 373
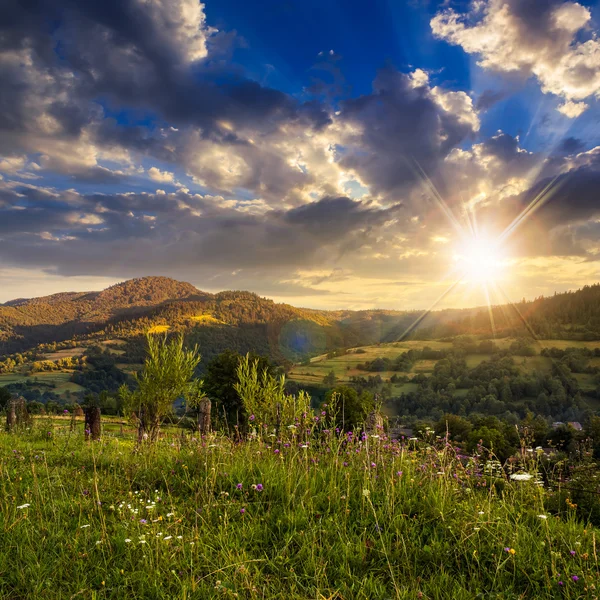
1 277 600 360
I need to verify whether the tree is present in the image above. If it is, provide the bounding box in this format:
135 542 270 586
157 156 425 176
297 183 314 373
0 387 11 411
203 350 273 428
323 370 337 387
234 354 311 432
119 333 201 442
324 385 372 430
435 414 472 441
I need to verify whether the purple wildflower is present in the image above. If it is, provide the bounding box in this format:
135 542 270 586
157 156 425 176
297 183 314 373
256 484 263 492
240 508 245 515
236 483 243 490
140 519 147 524
572 576 579 582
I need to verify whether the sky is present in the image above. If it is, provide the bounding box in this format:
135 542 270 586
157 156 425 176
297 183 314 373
1 0 600 310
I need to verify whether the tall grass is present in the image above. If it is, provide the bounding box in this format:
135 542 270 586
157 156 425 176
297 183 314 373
0 422 598 599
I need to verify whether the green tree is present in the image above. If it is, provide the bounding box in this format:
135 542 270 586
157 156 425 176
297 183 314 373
324 385 372 430
203 350 273 429
323 370 337 387
119 334 201 442
234 354 310 431
435 414 472 441
0 387 11 411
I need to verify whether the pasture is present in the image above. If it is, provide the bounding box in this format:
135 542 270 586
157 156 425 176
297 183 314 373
288 338 600 389
0 423 597 599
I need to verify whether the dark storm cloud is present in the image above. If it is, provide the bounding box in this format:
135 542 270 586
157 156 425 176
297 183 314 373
0 189 402 277
520 166 600 226
0 0 329 176
556 137 585 155
338 67 478 196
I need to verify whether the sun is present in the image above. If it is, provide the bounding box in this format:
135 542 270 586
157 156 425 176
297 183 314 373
453 236 508 284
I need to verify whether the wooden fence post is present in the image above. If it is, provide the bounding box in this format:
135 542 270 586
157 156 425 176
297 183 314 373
84 406 101 441
197 397 211 435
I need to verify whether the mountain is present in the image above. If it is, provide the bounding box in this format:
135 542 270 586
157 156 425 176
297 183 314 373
2 277 600 364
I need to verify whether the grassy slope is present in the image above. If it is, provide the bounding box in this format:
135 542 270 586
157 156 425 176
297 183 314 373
0 426 597 599
288 338 599 387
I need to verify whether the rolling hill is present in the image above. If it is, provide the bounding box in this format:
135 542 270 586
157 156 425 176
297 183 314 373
2 277 600 366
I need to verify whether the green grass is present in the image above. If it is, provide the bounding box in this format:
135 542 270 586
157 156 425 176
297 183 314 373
43 348 85 361
0 371 73 388
0 424 598 599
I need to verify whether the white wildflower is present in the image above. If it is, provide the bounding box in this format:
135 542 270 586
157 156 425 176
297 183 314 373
17 504 31 509
510 473 533 481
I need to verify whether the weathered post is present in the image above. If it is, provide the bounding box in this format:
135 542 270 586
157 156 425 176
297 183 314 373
7 397 31 431
366 410 384 433
84 406 101 441
275 402 282 435
197 397 211 435
6 397 16 432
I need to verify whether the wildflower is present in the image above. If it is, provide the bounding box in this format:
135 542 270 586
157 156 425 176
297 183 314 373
166 512 175 517
510 473 533 481
139 540 147 544
17 504 31 510
96 541 102 545
177 536 183 539
80 524 90 528
558 581 564 586
538 514 548 519
249 415 255 422
256 484 263 492
397 471 402 477
240 508 245 515
572 575 579 582
164 536 172 540
274 449 280 454
140 519 147 524
370 462 376 468
125 539 131 543
300 444 308 449
362 489 370 498
570 550 576 556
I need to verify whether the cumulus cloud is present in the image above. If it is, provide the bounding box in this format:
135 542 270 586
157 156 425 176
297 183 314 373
148 167 175 183
431 0 600 116
337 68 480 200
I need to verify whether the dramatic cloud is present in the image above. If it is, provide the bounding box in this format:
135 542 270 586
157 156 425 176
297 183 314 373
431 0 600 116
0 0 599 309
337 68 480 200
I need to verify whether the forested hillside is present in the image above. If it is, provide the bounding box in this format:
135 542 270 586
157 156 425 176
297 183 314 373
2 278 600 363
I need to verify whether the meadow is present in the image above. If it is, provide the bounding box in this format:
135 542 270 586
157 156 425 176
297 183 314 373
1 420 599 599
287 338 598 390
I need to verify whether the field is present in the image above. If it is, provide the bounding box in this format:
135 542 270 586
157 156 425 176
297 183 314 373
1 423 598 599
288 339 600 389
0 371 81 400
43 347 85 361
0 371 73 388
